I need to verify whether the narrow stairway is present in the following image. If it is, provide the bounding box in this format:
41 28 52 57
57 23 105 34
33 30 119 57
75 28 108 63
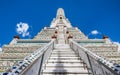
42 44 91 75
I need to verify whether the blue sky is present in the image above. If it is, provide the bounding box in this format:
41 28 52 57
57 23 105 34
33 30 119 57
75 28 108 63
0 0 120 47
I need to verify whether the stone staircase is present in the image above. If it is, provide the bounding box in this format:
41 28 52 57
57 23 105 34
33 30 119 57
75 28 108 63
42 44 92 75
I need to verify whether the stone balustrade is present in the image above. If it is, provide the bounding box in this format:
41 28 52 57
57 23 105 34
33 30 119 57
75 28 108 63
67 28 88 39
0 60 17 72
3 47 40 53
34 29 55 40
0 53 30 59
81 43 120 65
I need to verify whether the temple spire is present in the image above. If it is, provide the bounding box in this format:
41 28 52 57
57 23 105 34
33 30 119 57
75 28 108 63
56 8 65 19
50 8 72 28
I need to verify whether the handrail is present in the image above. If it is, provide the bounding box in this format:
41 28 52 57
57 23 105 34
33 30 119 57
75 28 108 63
2 39 55 75
69 39 119 75
70 39 100 58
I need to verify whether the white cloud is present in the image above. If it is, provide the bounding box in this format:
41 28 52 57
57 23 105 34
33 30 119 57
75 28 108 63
91 30 99 35
0 47 2 52
113 42 120 51
16 22 30 37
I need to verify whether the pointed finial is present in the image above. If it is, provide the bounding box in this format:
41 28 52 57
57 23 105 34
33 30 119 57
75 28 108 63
56 8 65 19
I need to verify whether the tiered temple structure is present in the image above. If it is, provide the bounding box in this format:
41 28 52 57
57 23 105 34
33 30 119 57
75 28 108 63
0 8 120 75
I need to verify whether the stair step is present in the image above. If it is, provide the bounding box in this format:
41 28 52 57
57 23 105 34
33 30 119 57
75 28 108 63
53 49 72 50
43 66 86 68
50 55 77 57
42 68 90 74
49 58 81 61
53 50 73 52
44 73 92 75
52 51 73 53
47 60 82 63
55 44 70 48
52 51 75 54
43 63 84 67
48 59 82 61
54 47 71 48
50 57 80 59
51 53 76 55
49 57 80 60
54 48 73 51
